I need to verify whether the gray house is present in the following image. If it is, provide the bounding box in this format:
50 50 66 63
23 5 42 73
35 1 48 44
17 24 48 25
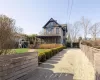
37 18 67 45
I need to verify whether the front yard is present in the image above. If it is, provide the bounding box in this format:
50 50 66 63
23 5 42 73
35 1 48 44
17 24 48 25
12 46 65 63
13 48 29 54
36 49 50 53
14 48 50 54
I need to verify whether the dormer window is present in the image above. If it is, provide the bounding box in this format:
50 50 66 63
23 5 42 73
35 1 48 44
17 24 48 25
56 28 59 34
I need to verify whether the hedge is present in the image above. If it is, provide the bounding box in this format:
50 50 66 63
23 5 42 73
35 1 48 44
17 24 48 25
38 46 66 63
38 44 63 49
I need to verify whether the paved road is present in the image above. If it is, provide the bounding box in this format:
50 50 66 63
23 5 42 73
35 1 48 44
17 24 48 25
28 49 95 80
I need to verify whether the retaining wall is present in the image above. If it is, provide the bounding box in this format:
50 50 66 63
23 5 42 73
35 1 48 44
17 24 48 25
80 44 100 80
0 52 38 80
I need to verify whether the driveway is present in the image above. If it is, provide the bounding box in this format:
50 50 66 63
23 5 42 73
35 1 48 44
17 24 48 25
28 49 95 80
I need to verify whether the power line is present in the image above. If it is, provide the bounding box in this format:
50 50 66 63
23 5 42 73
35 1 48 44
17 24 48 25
68 0 74 23
67 0 70 21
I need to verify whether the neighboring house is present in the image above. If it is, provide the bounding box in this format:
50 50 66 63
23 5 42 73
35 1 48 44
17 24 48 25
37 18 67 45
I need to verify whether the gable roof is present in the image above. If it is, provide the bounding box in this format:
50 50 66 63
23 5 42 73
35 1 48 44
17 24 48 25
61 24 67 27
43 18 61 28
42 18 68 32
61 24 67 32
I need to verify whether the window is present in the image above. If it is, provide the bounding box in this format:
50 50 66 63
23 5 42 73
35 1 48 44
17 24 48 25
46 30 48 34
56 28 59 34
50 22 54 26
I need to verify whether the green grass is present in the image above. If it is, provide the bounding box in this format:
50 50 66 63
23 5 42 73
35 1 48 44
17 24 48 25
13 48 29 54
13 48 51 54
35 49 50 53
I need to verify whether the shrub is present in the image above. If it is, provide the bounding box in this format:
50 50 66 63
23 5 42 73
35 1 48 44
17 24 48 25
81 40 100 47
38 44 63 49
81 40 92 46
38 52 46 62
45 50 53 59
93 46 100 49
81 40 100 49
38 46 65 63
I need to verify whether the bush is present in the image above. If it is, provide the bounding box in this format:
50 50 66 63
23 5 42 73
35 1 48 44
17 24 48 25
38 44 63 49
38 46 65 63
93 46 100 49
81 40 92 46
45 50 53 59
81 40 100 49
38 52 46 62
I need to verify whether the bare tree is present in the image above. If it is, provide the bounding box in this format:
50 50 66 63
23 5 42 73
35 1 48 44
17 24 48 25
80 16 90 40
72 22 80 42
68 22 80 42
68 21 80 47
0 15 20 55
16 27 23 34
89 22 100 40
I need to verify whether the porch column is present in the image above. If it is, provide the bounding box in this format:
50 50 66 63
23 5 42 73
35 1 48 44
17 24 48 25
46 37 48 44
41 38 43 44
55 38 56 44
46 38 48 44
40 38 42 44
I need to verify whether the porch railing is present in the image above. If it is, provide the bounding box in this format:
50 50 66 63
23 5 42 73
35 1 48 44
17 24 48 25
39 32 61 36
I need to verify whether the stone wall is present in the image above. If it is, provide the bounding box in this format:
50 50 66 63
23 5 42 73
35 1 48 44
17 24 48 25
80 44 100 80
0 52 38 80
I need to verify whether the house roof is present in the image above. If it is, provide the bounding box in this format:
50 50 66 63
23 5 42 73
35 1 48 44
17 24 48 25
43 18 67 32
43 18 61 28
61 24 67 27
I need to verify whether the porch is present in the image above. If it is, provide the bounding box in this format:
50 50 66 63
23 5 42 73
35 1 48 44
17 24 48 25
36 35 61 44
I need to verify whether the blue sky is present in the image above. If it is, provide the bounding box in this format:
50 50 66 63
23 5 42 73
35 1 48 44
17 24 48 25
0 0 100 34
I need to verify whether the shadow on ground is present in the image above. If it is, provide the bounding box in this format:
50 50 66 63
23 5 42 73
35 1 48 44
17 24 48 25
28 49 73 80
43 49 68 65
28 68 73 80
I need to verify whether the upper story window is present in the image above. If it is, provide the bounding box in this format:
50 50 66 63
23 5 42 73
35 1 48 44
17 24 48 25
46 22 54 28
56 28 59 34
50 22 54 26
46 27 53 34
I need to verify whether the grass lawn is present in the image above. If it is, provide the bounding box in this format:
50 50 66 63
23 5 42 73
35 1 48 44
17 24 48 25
13 48 29 54
13 48 50 54
35 49 50 53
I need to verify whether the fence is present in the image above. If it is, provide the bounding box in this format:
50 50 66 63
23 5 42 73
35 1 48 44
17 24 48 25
0 52 38 80
80 44 100 80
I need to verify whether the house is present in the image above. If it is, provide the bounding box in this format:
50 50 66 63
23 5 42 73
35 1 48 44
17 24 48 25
36 18 67 45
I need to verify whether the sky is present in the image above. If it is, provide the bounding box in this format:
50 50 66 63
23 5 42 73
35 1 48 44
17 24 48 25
0 0 100 35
